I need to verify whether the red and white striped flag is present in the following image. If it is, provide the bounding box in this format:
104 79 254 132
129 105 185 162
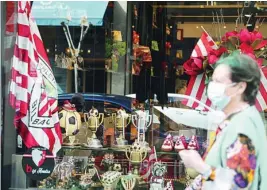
184 73 212 109
255 67 267 111
191 31 218 58
140 146 157 182
183 31 217 109
9 1 62 155
184 60 267 111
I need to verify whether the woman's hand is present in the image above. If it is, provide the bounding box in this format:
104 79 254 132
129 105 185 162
179 150 211 175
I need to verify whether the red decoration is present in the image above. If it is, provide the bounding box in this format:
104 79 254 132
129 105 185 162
174 135 188 152
207 47 227 65
182 27 267 111
133 31 140 45
183 57 203 76
187 135 199 150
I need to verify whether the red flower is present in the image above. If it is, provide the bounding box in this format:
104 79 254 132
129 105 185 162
239 43 255 59
239 43 264 66
239 29 253 44
255 40 267 50
208 47 227 65
257 58 263 67
251 31 263 42
183 58 203 76
222 31 238 42
161 62 168 70
239 29 264 45
165 42 171 49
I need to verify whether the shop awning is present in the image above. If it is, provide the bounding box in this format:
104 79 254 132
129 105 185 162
31 1 108 26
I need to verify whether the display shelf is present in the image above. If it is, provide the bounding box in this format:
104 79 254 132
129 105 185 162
61 145 129 152
61 145 181 156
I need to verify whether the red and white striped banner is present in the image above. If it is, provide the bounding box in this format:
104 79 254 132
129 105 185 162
191 31 218 58
140 146 157 182
255 67 267 111
9 1 62 155
183 31 216 110
183 73 212 109
184 66 267 112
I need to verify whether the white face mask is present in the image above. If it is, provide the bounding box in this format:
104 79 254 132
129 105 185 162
207 81 236 110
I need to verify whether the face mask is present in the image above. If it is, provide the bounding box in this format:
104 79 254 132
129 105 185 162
207 81 236 110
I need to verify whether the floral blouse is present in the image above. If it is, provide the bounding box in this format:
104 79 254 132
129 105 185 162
226 134 256 189
186 126 257 190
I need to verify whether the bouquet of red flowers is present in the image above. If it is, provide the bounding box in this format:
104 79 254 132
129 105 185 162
182 27 267 111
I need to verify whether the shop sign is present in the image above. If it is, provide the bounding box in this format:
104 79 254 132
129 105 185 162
22 146 55 180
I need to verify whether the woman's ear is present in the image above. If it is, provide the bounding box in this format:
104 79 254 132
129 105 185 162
238 82 247 95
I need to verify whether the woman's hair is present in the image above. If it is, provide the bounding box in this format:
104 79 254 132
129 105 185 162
216 53 261 105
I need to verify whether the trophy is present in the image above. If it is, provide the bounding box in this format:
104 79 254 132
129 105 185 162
112 108 131 147
132 110 152 151
80 156 98 188
125 139 147 176
150 161 167 190
100 171 122 190
84 107 104 148
121 173 137 190
59 100 82 146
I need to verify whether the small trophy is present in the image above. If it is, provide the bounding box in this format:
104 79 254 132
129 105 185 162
84 107 104 148
100 171 122 190
121 173 137 190
112 108 131 147
132 110 152 151
125 139 147 176
150 161 167 190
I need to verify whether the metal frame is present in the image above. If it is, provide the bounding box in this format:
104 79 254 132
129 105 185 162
0 1 2 189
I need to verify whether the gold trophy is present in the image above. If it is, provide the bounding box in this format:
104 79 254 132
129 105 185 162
125 139 147 176
84 107 104 148
112 108 131 147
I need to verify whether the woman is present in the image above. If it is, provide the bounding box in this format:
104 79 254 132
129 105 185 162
179 53 267 190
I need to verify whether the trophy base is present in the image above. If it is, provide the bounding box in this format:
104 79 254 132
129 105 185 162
87 138 103 148
114 138 128 147
140 141 151 152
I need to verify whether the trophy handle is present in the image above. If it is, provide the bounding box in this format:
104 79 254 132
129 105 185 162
131 115 137 128
125 148 131 160
146 115 152 128
126 114 131 126
98 113 104 126
84 113 89 126
141 148 147 162
111 113 116 123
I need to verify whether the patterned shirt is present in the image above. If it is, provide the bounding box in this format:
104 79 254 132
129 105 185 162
186 121 257 190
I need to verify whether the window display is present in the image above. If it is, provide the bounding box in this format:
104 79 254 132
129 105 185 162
2 1 267 190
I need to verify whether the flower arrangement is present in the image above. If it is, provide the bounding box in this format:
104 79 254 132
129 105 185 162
182 25 267 111
183 28 267 84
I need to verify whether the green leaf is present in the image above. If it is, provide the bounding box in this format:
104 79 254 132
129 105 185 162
224 40 236 51
203 59 209 71
228 36 239 46
255 49 266 58
251 39 262 50
113 41 126 56
262 59 267 67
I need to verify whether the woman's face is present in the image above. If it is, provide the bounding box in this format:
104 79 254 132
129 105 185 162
212 64 246 101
